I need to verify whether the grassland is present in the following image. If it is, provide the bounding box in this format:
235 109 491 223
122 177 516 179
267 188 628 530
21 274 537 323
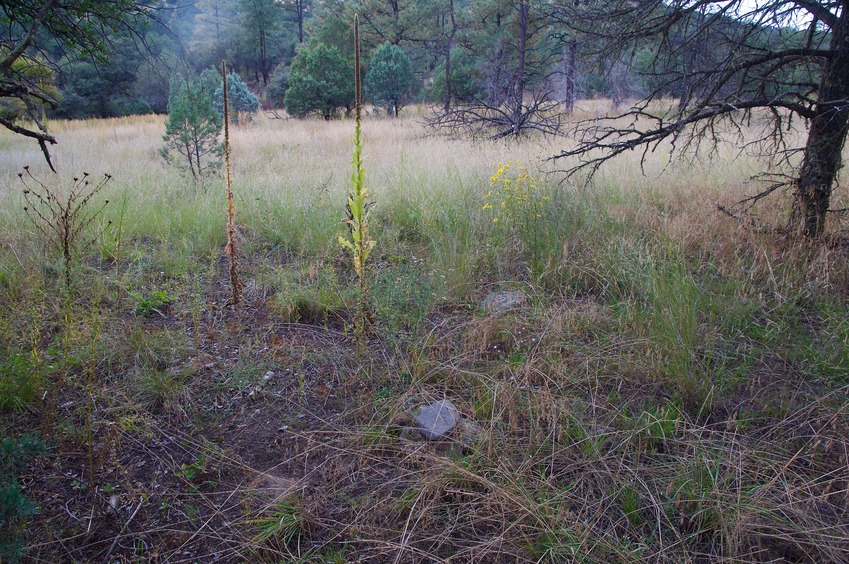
1 107 848 562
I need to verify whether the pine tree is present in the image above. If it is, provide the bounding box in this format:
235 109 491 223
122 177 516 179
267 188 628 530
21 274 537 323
365 42 418 117
284 42 354 119
161 71 224 181
213 72 259 124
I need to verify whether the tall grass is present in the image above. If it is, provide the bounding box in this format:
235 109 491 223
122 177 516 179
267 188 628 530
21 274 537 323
1 109 848 562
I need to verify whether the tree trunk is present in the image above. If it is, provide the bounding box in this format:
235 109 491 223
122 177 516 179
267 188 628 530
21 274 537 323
213 4 221 46
791 12 849 238
563 39 577 113
443 0 456 112
259 28 269 85
511 0 528 135
297 0 304 43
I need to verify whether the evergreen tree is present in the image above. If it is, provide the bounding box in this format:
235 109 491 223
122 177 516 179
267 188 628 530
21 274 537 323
161 71 224 181
282 0 312 44
191 0 240 70
365 42 418 117
213 72 260 124
266 64 290 107
0 436 44 563
238 0 285 84
430 48 482 103
284 42 354 118
53 38 152 119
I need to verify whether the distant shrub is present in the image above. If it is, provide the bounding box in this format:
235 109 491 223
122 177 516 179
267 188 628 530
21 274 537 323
214 72 259 124
284 42 354 119
365 42 418 117
266 65 290 108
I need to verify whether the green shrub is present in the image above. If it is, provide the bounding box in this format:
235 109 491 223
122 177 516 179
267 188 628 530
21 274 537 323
365 42 418 117
0 352 41 413
213 72 259 124
284 42 354 119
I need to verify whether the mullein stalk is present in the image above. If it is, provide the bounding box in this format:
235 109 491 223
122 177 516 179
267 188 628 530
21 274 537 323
339 15 375 345
222 61 243 306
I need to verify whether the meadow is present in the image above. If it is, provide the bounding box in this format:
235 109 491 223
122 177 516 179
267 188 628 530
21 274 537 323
1 106 848 562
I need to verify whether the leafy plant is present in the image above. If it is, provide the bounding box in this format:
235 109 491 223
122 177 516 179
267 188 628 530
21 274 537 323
131 290 173 316
482 160 554 275
483 161 548 227
0 436 44 563
339 18 375 345
176 451 220 491
20 168 112 292
0 351 42 413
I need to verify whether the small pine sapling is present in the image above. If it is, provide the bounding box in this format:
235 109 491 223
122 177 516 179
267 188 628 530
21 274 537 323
339 16 376 344
161 72 224 182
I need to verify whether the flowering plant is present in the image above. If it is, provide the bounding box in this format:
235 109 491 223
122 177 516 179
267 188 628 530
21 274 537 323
483 161 548 226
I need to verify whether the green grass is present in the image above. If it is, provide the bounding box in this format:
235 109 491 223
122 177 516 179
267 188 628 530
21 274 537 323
0 112 847 562
0 350 42 413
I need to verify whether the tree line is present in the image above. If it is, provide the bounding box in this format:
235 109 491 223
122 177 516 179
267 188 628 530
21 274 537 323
6 0 761 121
3 0 848 238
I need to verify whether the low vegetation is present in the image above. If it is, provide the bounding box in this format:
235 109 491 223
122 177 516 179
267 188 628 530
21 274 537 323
0 108 848 562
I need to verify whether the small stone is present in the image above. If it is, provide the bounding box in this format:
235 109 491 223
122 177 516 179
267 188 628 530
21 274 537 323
416 400 460 441
457 419 484 448
481 290 528 314
263 371 275 382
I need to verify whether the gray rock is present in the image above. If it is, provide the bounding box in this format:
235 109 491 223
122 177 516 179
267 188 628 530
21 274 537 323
481 290 528 314
416 400 460 441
